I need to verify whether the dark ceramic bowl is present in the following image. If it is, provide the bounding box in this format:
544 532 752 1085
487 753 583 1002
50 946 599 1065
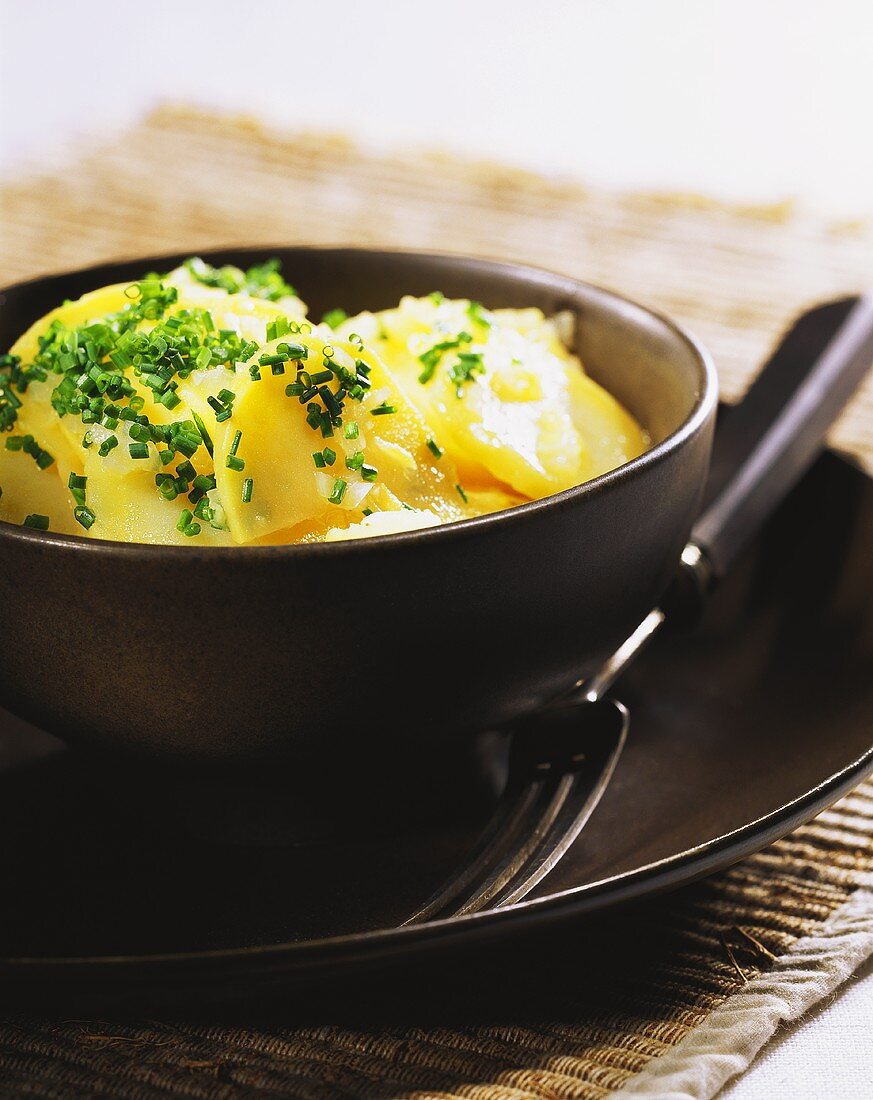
0 249 717 765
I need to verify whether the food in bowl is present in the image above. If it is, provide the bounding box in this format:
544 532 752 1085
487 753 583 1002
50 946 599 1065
0 257 648 545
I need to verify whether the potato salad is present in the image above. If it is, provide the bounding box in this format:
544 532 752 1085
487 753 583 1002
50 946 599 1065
0 258 648 544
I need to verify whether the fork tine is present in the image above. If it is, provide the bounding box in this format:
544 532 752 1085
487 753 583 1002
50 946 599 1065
401 765 556 925
485 700 627 910
402 696 628 925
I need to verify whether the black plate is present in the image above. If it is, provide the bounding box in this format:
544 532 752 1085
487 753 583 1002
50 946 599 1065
1 449 871 1006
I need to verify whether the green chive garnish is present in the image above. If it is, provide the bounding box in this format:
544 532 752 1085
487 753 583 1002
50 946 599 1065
456 484 468 503
321 308 348 329
74 505 96 530
467 301 492 328
328 478 347 504
23 514 50 530
242 478 253 503
426 438 443 459
192 412 214 458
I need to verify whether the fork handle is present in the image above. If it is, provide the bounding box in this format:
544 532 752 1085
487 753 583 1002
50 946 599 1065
674 295 873 613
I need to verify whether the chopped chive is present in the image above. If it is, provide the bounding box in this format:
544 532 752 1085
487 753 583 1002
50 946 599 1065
321 308 348 329
467 300 493 328
192 412 214 458
176 508 193 532
5 434 54 469
229 429 242 457
344 422 359 440
226 454 245 472
74 505 96 530
182 522 201 537
319 386 341 417
312 451 326 469
361 463 378 482
242 477 253 503
23 513 50 530
362 507 374 517
426 438 443 459
98 434 118 457
128 442 150 460
328 477 347 504
157 479 178 501
456 484 468 503
370 402 397 416
322 447 337 466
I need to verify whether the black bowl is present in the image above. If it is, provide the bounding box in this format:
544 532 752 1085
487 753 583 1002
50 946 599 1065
0 248 717 764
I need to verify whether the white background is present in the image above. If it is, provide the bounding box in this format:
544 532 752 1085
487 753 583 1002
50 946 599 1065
1 1 871 1095
3 0 873 218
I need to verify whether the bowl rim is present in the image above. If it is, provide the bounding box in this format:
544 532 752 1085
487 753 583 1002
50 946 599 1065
0 246 719 559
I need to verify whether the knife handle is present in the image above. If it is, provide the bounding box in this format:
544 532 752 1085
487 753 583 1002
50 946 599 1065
669 296 873 619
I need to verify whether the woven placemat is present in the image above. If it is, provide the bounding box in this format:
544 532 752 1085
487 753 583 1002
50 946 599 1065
0 106 872 1099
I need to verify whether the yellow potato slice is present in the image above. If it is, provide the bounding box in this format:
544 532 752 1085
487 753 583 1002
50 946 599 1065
463 485 529 517
211 330 466 543
0 445 79 534
82 447 233 545
567 370 649 480
3 272 649 546
166 263 307 324
9 283 140 365
348 295 647 500
324 508 442 542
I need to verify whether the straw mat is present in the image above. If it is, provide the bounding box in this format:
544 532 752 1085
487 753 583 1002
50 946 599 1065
0 106 871 1099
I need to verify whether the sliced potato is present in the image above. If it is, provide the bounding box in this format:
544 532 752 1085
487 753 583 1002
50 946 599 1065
0 445 79 534
2 268 650 546
346 295 647 500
